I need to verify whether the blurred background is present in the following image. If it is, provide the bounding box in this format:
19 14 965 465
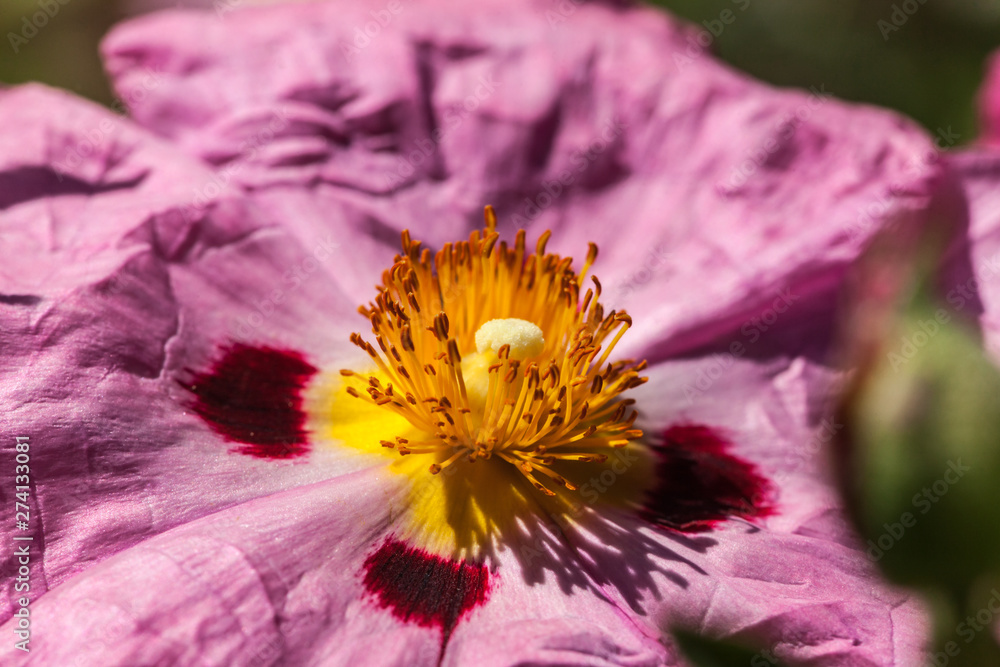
1 0 999 141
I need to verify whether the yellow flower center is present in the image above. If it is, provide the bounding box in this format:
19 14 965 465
340 206 647 498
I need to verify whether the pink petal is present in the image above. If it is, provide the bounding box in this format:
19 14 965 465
629 354 852 543
0 469 444 666
980 50 1000 147
0 467 676 666
361 537 489 654
638 423 775 533
442 524 670 666
0 84 250 297
555 355 929 664
3 2 966 662
180 343 319 459
0 84 378 619
102 1 943 362
943 150 1000 359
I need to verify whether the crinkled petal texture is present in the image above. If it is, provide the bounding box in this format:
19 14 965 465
102 0 941 363
0 85 377 619
0 1 953 665
592 355 928 665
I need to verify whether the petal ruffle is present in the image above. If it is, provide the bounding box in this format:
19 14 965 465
4 2 969 663
0 464 672 667
0 469 442 666
556 354 928 665
0 85 381 622
102 0 943 360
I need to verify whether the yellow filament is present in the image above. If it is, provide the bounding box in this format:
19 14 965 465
341 206 648 497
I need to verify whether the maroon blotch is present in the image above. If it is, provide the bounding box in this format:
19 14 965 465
181 344 317 459
362 538 489 651
641 424 774 532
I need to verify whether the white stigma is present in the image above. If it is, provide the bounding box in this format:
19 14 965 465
474 318 545 360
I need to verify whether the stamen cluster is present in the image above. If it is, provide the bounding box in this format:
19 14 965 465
342 207 647 496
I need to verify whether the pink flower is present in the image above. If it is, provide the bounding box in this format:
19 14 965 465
1 1 949 664
979 50 1000 148
945 47 1000 358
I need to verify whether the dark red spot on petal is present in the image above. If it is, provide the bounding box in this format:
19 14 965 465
641 424 774 533
181 344 317 459
362 538 489 651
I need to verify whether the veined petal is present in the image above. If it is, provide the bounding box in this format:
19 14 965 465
104 2 939 354
441 523 670 667
0 84 381 621
552 354 929 664
630 354 842 538
0 84 254 296
101 0 943 354
4 1 967 662
0 469 434 666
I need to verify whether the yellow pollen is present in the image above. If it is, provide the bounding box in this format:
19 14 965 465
341 206 648 497
475 319 545 359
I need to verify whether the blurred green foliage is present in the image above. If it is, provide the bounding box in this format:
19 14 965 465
1 0 998 142
838 249 1000 664
0 0 121 106
652 0 1000 143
